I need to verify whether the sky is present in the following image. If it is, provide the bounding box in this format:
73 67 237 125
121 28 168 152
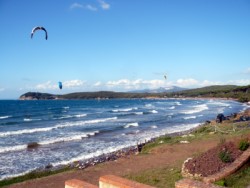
0 0 250 99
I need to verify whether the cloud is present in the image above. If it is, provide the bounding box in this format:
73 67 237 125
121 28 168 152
98 0 110 10
105 79 165 90
244 68 250 74
35 80 85 90
176 78 199 87
226 79 250 86
70 3 97 11
94 81 102 86
70 3 84 9
35 81 57 90
63 80 85 88
86 4 98 11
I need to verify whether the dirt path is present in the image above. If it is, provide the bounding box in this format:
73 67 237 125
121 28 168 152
6 138 220 188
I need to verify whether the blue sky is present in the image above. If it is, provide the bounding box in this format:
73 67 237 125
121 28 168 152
0 0 250 99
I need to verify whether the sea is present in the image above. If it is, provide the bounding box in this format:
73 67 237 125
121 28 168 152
0 98 248 180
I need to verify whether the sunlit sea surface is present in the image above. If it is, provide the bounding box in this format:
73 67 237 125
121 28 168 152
0 99 247 180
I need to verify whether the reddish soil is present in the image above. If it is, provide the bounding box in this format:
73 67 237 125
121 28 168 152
184 141 243 177
7 139 220 188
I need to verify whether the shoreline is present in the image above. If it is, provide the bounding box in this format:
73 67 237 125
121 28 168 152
1 102 249 186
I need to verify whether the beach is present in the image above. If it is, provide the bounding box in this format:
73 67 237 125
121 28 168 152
2 107 249 187
0 99 248 187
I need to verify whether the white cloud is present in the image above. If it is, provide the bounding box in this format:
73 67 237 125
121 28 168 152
98 0 110 10
176 78 199 87
70 3 97 11
226 79 250 86
105 79 165 90
70 3 84 9
86 4 98 11
245 68 250 74
35 80 85 90
63 80 85 88
35 81 57 90
94 81 102 86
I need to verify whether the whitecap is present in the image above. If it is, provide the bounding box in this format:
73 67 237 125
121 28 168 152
24 118 42 122
124 122 139 128
51 144 132 167
39 131 99 145
112 108 137 112
183 116 196 120
0 127 55 137
0 116 11 119
75 114 87 118
134 112 143 115
169 106 175 110
151 125 158 129
150 110 158 114
182 104 208 114
174 102 182 106
145 104 152 107
0 145 27 154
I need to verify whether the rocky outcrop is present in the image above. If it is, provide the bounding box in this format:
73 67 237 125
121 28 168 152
19 92 58 100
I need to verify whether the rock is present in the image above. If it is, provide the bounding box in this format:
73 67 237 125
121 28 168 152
180 140 190 144
27 142 40 149
45 164 53 169
216 113 225 123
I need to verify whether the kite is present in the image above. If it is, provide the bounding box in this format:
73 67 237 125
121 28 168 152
31 26 48 40
58 82 62 90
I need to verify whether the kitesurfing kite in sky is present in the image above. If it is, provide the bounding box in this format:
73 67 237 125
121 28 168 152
31 26 48 40
58 82 62 90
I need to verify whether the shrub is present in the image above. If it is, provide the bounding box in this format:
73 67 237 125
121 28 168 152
219 150 232 163
238 139 249 151
214 180 226 186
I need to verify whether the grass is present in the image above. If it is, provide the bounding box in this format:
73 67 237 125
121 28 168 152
138 121 250 187
0 166 72 187
125 166 182 188
214 163 250 187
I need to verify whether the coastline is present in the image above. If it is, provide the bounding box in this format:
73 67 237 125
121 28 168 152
1 102 249 187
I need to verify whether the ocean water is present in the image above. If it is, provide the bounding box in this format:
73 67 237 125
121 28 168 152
0 99 247 180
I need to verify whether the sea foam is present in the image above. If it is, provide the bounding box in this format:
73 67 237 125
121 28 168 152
124 122 139 128
182 104 208 114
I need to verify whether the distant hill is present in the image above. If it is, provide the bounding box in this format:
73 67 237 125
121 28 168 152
166 85 250 102
130 86 187 93
19 85 250 102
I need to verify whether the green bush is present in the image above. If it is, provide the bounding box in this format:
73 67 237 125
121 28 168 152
219 150 232 163
238 139 249 151
214 180 226 186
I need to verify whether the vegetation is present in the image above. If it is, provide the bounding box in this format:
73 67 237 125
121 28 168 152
219 150 232 163
125 166 182 188
0 166 72 187
19 85 250 102
238 139 249 151
132 121 250 187
215 164 250 187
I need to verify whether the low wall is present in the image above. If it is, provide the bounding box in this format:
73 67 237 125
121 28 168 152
99 175 155 188
65 175 155 188
65 179 98 188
